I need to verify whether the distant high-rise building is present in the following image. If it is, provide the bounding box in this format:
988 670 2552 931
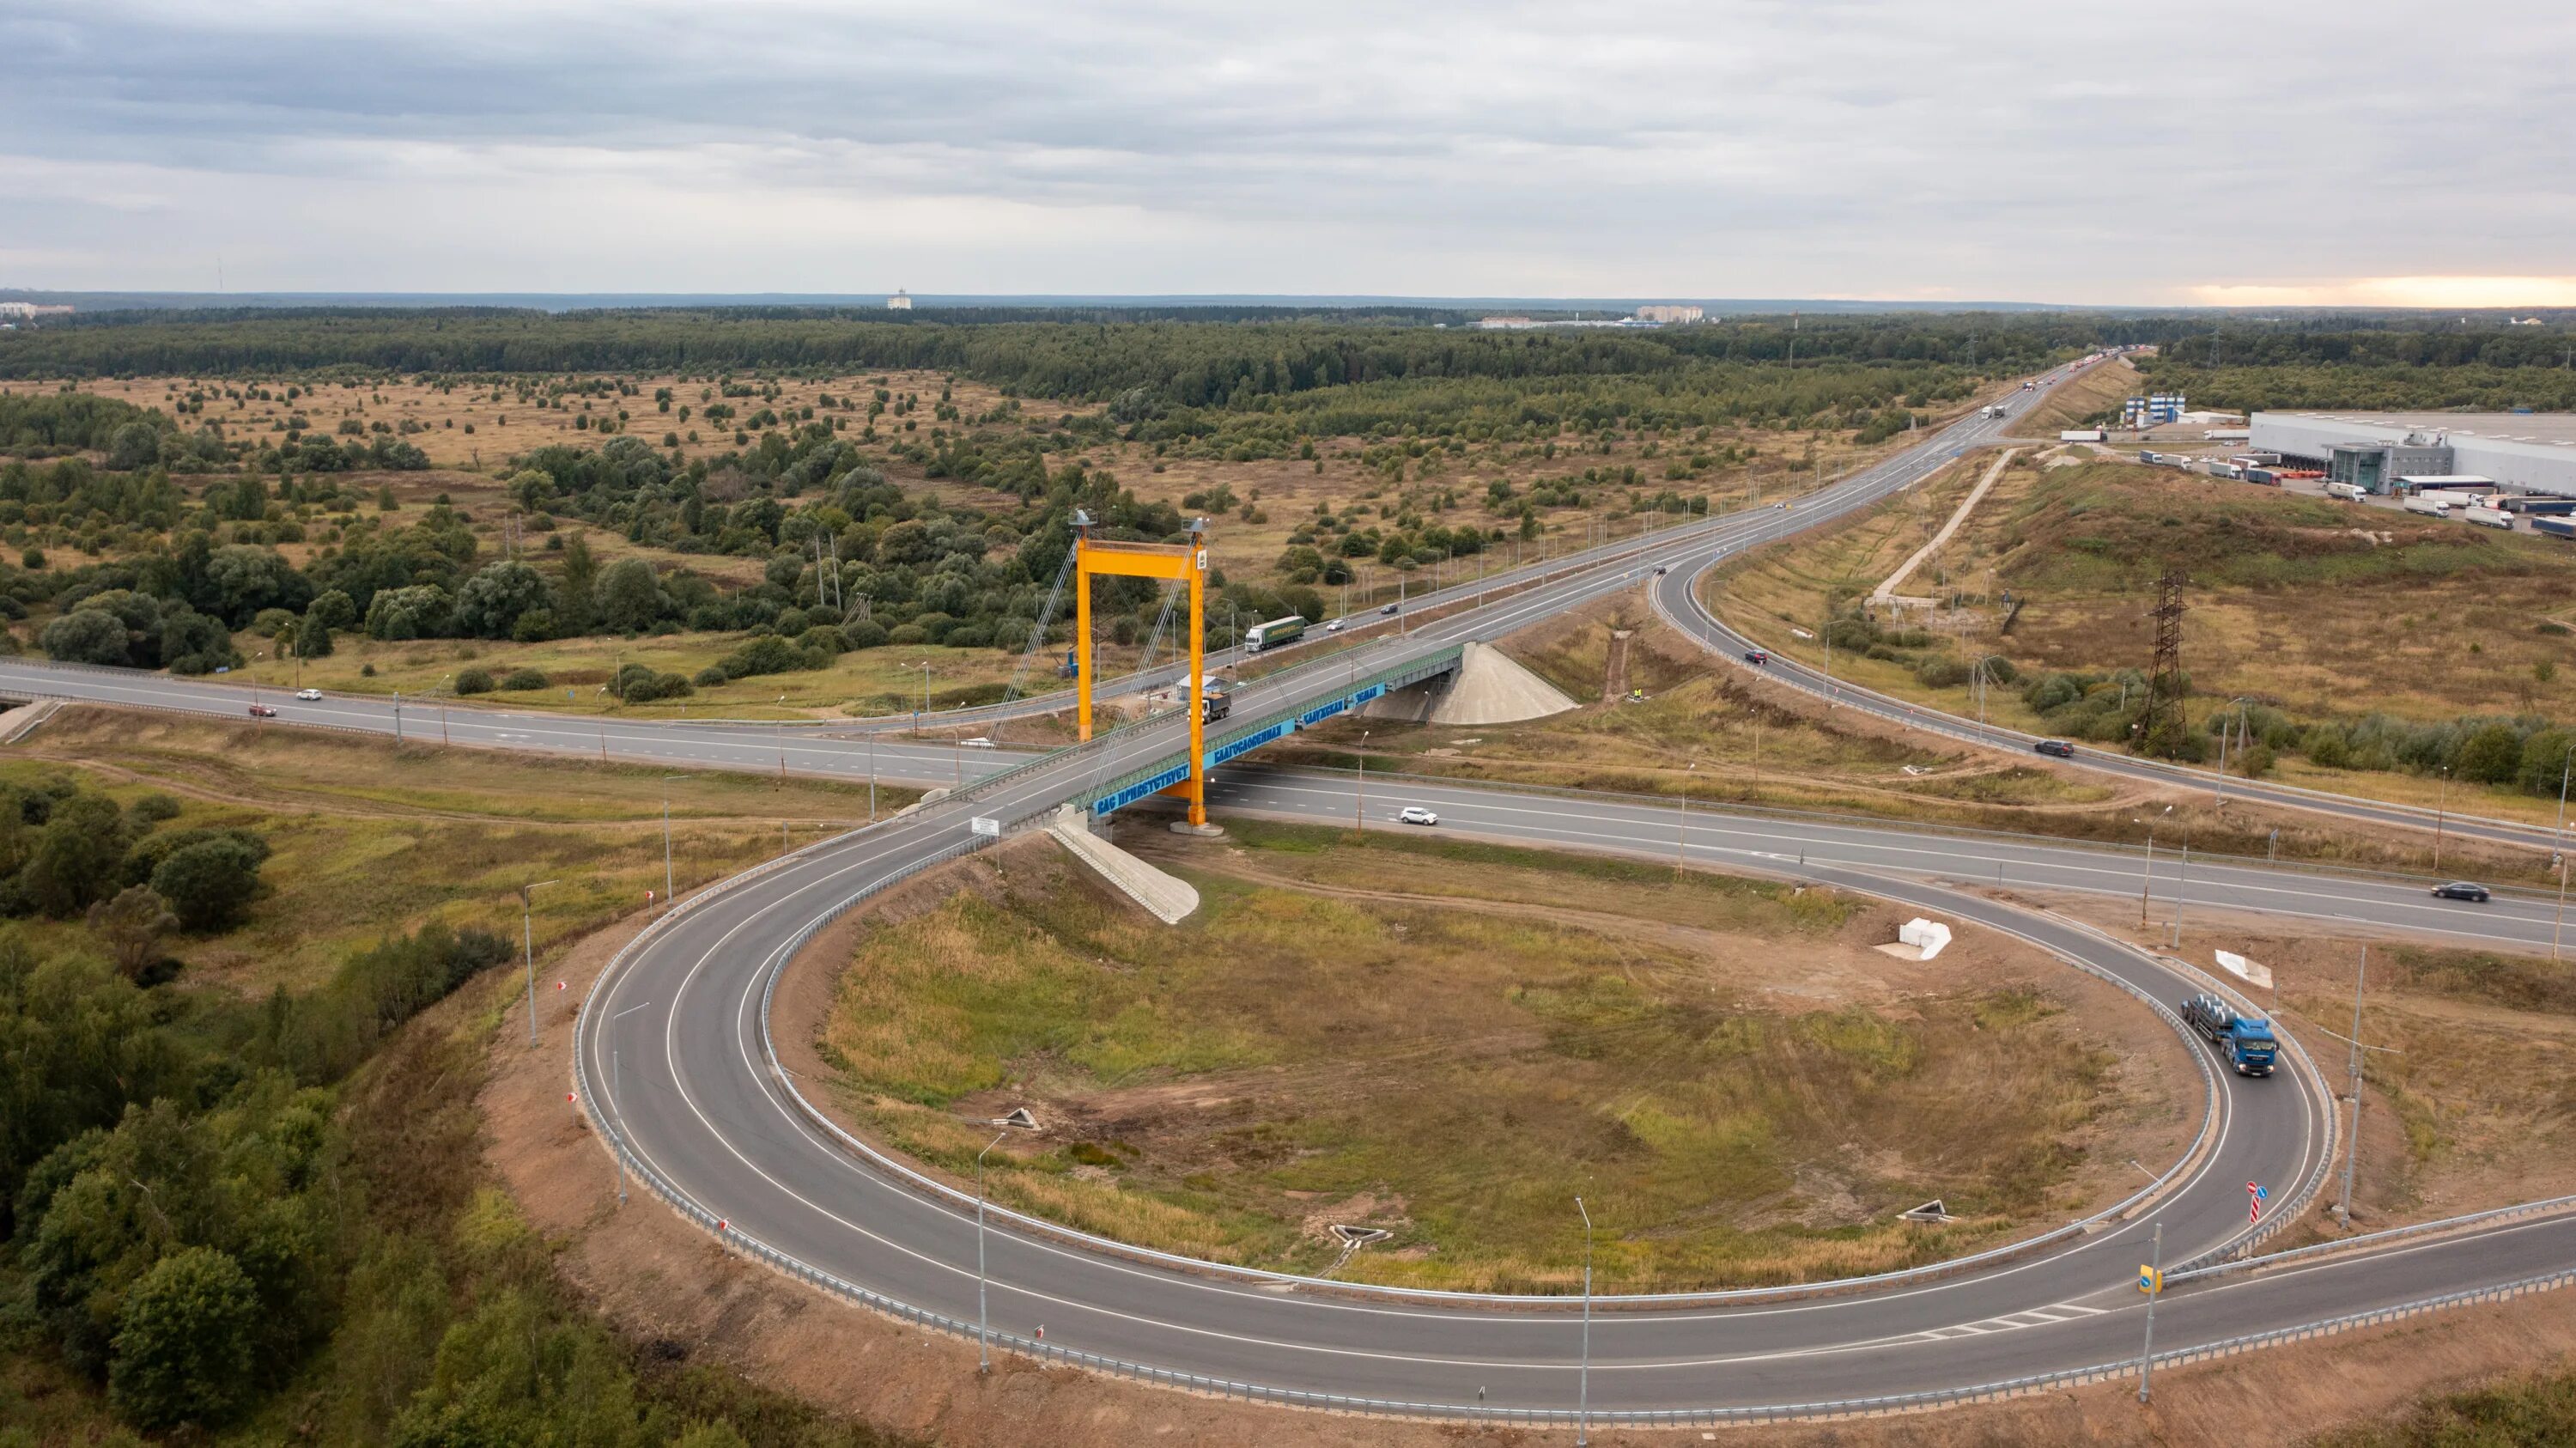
886 289 913 311
1632 304 1703 324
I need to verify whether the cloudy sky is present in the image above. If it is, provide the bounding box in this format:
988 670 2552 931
5 0 2573 305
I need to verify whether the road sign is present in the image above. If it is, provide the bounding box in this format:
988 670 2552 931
969 816 1001 838
2138 1265 2162 1295
2248 1181 2267 1222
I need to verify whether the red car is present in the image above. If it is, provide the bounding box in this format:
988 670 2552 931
1742 650 1771 666
247 703 277 718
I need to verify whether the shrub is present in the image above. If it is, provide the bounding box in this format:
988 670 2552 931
884 623 928 646
842 618 890 649
693 665 730 688
714 632 812 681
453 667 495 695
150 836 266 932
108 1246 261 1429
501 667 550 691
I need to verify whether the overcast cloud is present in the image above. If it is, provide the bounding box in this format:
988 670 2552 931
5 0 2573 303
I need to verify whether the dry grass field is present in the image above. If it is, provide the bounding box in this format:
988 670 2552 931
2014 355 2141 436
1707 457 2576 825
0 707 907 994
811 824 2190 1293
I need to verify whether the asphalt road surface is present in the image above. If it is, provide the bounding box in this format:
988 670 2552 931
15 362 2573 1418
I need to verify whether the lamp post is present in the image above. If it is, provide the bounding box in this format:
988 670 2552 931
1356 730 1370 836
2136 805 2172 932
519 879 558 1046
914 662 933 737
660 775 685 910
976 1111 1041 1373
1676 760 1697 879
2552 741 2576 873
2215 697 2251 803
2432 765 2451 871
1575 1196 1594 1446
2136 1219 2163 1402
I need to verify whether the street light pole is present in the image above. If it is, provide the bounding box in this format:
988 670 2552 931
976 1111 1040 1373
661 776 685 910
1576 1196 1594 1446
2136 1219 2163 1402
519 879 558 1047
2340 945 2369 1226
2433 765 2451 872
1356 730 1370 836
1676 761 1696 879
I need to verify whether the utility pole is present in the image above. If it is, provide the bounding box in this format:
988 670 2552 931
1356 730 1370 836
1676 762 1697 879
661 776 684 910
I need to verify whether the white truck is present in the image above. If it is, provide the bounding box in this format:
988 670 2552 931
2464 506 2516 530
2325 481 2367 502
2402 496 2451 518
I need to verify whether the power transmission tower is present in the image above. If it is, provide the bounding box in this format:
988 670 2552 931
2137 569 2188 757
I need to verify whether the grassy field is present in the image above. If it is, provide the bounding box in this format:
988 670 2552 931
813 823 2186 1293
1271 588 2132 824
1 707 912 994
233 624 1072 721
1708 457 2576 827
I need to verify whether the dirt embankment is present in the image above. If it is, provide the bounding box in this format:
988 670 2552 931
483 866 2576 1447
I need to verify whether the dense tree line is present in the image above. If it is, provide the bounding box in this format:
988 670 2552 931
0 309 2094 396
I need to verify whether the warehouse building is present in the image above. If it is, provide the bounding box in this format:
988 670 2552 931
2251 411 2576 496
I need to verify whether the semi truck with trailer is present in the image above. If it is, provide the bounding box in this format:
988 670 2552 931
2403 496 2451 518
2325 481 2368 502
2465 505 2516 530
2179 994 2279 1076
1242 616 1308 654
2536 516 2576 541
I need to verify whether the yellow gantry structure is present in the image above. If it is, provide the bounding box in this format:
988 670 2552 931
1073 514 1212 827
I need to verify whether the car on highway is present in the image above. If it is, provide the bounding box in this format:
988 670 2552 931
247 703 276 718
2431 881 2493 903
1654 564 1668 575
960 737 996 749
1326 619 1345 633
1380 602 1400 616
1396 806 1438 826
295 688 323 701
1742 649 1771 665
2033 739 2076 758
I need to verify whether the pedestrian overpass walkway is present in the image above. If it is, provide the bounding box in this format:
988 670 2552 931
1075 644 1463 818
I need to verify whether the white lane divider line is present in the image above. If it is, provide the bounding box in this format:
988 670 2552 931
1918 1300 2107 1341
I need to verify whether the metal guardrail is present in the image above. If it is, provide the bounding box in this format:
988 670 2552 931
2172 1191 2576 1286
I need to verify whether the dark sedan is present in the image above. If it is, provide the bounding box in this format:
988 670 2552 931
2431 881 2492 903
2033 739 2076 758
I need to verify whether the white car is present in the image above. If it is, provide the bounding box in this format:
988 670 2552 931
960 736 997 749
1397 806 1438 826
295 688 323 701
1326 619 1345 633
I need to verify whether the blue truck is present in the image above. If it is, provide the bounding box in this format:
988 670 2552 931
2180 993 2278 1077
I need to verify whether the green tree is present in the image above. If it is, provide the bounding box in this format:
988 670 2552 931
307 588 358 630
24 794 127 916
149 837 264 932
87 886 178 981
108 1246 261 1429
39 607 131 666
2457 723 2523 786
453 559 551 639
296 615 335 659
592 557 665 633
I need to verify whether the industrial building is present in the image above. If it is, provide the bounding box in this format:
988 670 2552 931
2251 412 2576 496
1632 304 1704 324
2123 394 2187 427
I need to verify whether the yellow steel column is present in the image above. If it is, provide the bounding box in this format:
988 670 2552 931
1186 530 1208 826
1075 531 1093 742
